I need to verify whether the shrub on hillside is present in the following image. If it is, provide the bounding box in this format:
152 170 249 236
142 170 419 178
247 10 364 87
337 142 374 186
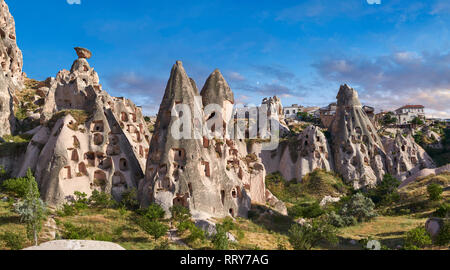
139 203 166 221
120 188 140 210
170 205 191 222
434 203 449 218
288 219 338 250
0 232 25 250
1 177 29 198
288 201 324 219
435 219 450 246
404 226 432 250
327 193 377 227
89 190 115 208
138 218 169 240
368 174 401 205
427 184 443 201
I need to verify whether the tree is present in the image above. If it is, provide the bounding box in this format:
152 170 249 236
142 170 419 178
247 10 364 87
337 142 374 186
14 169 47 246
139 218 169 240
427 184 443 201
368 174 401 205
410 117 424 126
288 219 338 250
380 112 397 126
404 227 432 250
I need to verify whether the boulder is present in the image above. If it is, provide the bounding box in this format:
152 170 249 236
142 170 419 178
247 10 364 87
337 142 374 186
74 47 92 59
23 240 125 250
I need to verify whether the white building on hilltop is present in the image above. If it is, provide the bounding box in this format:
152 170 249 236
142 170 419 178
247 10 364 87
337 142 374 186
283 104 303 119
395 105 425 125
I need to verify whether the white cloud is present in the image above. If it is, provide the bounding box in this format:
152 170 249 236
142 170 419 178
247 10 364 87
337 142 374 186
67 0 81 5
367 0 381 5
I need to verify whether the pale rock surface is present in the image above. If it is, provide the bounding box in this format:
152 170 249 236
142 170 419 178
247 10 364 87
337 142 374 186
260 125 334 182
320 196 341 207
330 85 387 189
0 0 23 136
425 218 445 239
17 49 151 206
23 240 125 250
261 96 290 137
139 61 251 218
383 132 435 181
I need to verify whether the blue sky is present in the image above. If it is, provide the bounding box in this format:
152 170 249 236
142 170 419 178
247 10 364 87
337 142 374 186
8 0 450 117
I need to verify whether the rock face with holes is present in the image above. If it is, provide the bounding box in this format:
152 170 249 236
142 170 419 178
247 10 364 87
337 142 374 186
139 62 286 218
383 132 435 181
330 84 387 189
15 49 151 206
261 125 334 182
0 0 23 136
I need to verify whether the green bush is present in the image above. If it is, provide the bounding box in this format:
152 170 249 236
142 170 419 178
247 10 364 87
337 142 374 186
138 218 168 240
1 177 29 198
62 222 96 240
404 227 432 250
0 232 25 250
340 193 377 223
288 219 338 250
368 174 401 205
327 193 377 227
435 220 450 246
434 203 449 218
212 225 229 250
187 224 206 243
141 203 166 221
0 166 9 181
89 190 115 208
288 201 324 219
120 188 139 210
170 205 191 222
427 184 443 201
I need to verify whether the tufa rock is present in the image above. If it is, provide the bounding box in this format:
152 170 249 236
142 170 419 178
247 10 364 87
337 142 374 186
74 47 92 59
16 50 151 207
139 62 252 219
330 84 387 189
0 0 23 136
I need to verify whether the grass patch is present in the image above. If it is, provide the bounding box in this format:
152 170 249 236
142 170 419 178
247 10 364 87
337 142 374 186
46 110 90 130
0 134 32 157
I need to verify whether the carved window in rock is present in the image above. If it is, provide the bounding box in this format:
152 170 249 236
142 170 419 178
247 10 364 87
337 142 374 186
112 171 126 187
78 162 88 176
201 161 210 177
63 166 72 179
172 148 186 163
73 136 80 148
71 149 79 162
121 112 129 122
130 113 137 123
221 190 225 205
93 133 104 145
229 208 235 217
119 158 129 171
93 170 107 191
91 120 104 132
85 152 96 167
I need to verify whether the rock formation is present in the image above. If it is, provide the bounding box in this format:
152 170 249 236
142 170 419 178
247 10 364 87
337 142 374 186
139 62 252 218
330 84 387 189
139 62 287 218
261 125 334 182
261 96 290 137
383 132 435 181
16 48 151 206
0 0 23 136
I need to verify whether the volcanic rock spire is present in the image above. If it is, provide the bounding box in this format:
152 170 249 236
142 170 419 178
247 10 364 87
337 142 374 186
0 0 23 136
330 84 387 188
140 61 251 219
